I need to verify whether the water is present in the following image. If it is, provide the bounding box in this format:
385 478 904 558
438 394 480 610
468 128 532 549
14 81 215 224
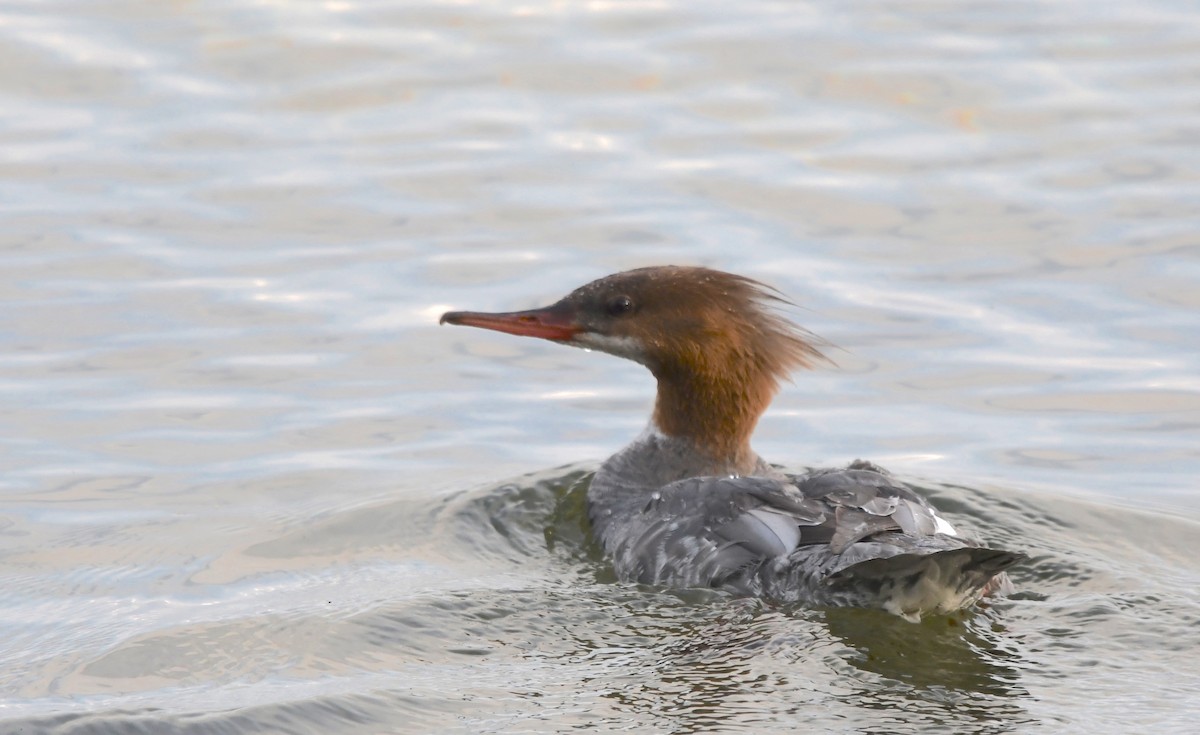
2 0 1198 732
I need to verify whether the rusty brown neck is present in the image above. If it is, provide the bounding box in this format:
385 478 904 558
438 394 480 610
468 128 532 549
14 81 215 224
650 359 777 476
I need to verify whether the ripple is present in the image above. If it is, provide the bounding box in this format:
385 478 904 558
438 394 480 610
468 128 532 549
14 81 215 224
2 0 1199 732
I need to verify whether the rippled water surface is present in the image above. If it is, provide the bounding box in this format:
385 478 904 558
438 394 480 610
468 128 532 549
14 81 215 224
2 1 1199 733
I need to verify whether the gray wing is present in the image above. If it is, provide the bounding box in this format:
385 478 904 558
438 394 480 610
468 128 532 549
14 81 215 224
789 464 960 552
607 474 817 587
607 463 964 589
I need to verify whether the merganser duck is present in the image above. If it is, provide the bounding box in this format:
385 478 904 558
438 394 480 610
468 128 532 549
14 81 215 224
441 266 1023 620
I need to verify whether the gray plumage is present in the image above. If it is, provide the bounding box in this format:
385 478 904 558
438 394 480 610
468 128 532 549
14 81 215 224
589 430 1023 620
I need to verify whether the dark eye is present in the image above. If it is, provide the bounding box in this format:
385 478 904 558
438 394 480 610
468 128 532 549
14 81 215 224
605 295 634 317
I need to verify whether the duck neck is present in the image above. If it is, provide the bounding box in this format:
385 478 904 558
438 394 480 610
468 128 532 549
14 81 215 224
650 363 775 476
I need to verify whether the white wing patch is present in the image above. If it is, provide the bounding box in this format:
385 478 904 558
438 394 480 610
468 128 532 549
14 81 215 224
931 510 958 537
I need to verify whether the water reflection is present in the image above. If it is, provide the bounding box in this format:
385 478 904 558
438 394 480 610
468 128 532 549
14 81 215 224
823 607 1024 694
597 594 769 726
564 592 1034 734
442 468 1039 732
824 607 1033 733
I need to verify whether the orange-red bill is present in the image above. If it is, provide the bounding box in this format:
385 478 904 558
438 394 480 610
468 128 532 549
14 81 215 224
439 306 581 342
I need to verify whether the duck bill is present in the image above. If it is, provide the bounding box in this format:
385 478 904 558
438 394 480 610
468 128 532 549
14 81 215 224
440 304 582 342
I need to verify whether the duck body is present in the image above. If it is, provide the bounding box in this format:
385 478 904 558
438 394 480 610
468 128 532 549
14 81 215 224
441 265 1023 620
591 428 1017 620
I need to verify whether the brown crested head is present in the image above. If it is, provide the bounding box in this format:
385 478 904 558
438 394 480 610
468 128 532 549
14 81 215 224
550 265 824 373
441 265 828 466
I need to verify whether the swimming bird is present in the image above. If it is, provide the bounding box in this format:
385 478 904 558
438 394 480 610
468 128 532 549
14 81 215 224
440 266 1023 620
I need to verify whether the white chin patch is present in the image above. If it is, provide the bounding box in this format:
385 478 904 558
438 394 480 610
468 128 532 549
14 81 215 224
573 332 647 364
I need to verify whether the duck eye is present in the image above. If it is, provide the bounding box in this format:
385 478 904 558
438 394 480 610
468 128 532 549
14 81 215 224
606 295 634 317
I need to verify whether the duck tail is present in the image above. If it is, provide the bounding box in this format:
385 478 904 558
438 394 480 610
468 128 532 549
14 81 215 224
827 547 1026 622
